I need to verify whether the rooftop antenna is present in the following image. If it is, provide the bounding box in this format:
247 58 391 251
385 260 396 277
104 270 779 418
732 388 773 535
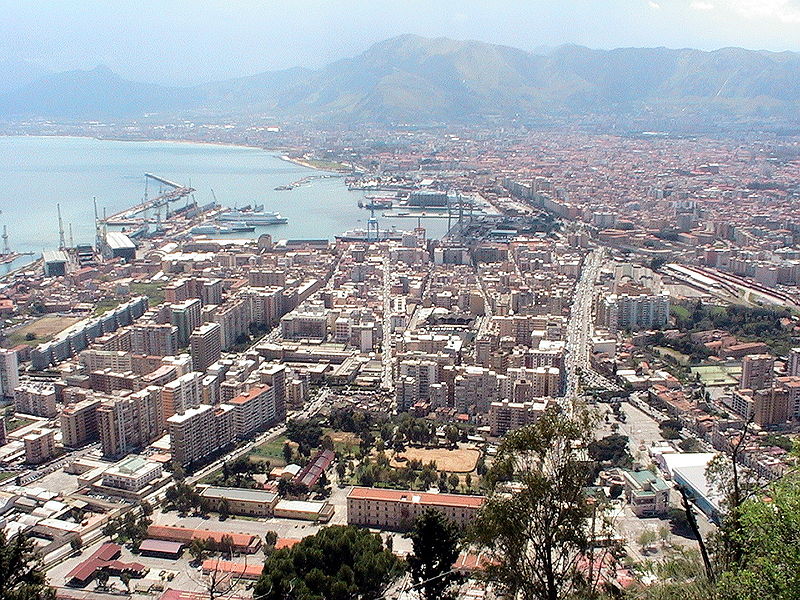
1 225 10 255
57 203 66 250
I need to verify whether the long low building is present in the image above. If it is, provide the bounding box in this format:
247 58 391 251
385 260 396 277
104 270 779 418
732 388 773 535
198 486 279 517
347 487 485 531
146 525 262 554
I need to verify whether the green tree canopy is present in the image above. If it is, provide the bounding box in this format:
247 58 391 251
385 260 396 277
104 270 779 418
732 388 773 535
254 525 403 600
405 509 462 600
0 531 54 600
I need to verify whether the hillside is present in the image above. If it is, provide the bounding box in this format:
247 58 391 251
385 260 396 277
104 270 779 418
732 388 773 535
2 35 800 127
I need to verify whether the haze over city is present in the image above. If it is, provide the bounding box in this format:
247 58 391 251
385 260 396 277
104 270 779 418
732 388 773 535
1 3 799 600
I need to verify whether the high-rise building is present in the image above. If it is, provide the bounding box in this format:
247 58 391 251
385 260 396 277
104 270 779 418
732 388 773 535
161 371 203 422
0 349 19 398
14 383 57 418
597 292 670 332
98 387 163 458
131 323 179 356
740 354 774 391
61 397 101 447
788 348 800 377
23 428 56 464
190 322 222 373
168 403 235 466
228 385 279 439
489 399 549 436
170 299 202 347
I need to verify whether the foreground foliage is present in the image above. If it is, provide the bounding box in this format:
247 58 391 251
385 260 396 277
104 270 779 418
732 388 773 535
254 525 403 600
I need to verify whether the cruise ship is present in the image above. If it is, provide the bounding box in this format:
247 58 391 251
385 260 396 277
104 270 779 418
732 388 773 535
217 209 288 225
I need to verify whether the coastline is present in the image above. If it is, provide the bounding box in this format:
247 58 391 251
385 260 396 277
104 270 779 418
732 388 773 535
0 133 337 172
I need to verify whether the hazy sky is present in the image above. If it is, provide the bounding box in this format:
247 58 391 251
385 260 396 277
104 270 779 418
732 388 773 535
3 0 800 85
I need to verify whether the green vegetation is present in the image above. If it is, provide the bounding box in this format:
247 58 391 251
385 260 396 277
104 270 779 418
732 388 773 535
248 434 290 465
101 511 152 551
673 301 798 355
129 281 165 306
405 510 462 600
5 412 35 433
470 406 614 600
93 297 122 316
588 433 633 468
0 529 55 600
0 471 18 483
254 525 403 600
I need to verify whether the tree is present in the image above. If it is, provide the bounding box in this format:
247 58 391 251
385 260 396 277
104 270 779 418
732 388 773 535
188 539 208 564
119 571 133 593
218 498 230 521
714 472 800 599
263 531 278 555
95 569 110 590
336 461 347 480
470 406 606 600
588 433 632 467
0 530 55 600
282 442 293 464
254 525 403 600
448 473 460 491
405 510 462 600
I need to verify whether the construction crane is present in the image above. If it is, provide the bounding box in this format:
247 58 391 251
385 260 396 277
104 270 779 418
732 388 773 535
57 203 66 250
1 225 10 255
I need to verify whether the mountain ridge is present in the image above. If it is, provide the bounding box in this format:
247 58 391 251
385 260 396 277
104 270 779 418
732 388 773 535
2 35 800 127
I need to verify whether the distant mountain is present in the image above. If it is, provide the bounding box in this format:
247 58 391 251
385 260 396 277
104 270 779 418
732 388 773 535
0 58 50 94
2 35 800 128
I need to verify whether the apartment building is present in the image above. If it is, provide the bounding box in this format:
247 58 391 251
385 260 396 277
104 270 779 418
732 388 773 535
161 371 203 421
189 322 222 373
23 428 56 464
488 399 548 436
597 292 670 332
347 487 484 531
168 403 235 466
170 299 202 347
131 323 179 356
228 385 278 439
740 354 774 391
98 387 163 458
0 348 19 398
61 397 101 447
14 383 57 418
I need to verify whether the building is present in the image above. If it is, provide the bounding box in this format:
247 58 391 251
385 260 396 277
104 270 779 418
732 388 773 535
168 403 235 466
170 299 202 347
198 486 279 517
61 397 101 447
347 487 485 531
740 354 774 391
146 525 261 554
14 383 57 418
619 469 670 517
98 387 163 458
161 371 203 422
23 428 56 464
228 385 279 440
788 348 800 377
189 322 222 373
104 232 136 261
597 293 669 332
0 349 19 398
102 456 164 492
42 250 68 277
488 399 548 436
131 323 179 357
280 306 328 341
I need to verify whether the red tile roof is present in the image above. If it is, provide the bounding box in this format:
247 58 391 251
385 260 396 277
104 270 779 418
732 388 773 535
348 487 485 509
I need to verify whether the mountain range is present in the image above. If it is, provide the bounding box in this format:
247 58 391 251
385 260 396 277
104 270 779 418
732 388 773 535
2 35 800 128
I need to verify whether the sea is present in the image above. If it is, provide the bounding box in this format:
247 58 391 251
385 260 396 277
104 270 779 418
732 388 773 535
0 136 448 273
